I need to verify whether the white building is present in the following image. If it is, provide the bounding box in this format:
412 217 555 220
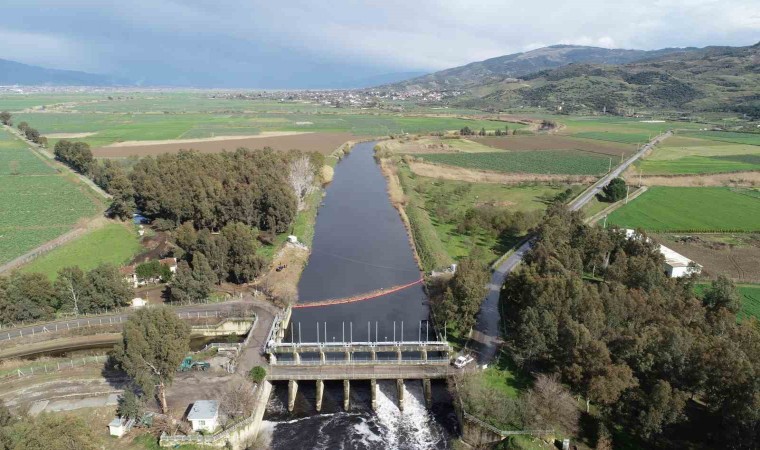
659 244 701 278
187 400 219 433
131 297 147 308
108 417 134 438
623 229 702 278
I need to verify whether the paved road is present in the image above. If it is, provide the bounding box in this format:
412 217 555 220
0 300 250 343
471 131 672 363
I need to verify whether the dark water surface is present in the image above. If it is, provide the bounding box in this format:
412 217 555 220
266 142 455 449
291 141 429 342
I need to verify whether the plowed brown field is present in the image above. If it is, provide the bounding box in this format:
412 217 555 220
92 132 358 157
472 135 635 156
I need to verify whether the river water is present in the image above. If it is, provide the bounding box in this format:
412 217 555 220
263 142 457 449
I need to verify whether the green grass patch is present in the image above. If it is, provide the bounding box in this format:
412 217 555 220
414 150 609 175
639 139 760 174
684 131 760 146
573 131 651 144
607 187 760 232
482 349 532 399
0 129 56 175
397 169 453 271
639 155 760 174
399 167 571 266
20 223 140 278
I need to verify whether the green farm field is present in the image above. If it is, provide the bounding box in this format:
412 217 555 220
683 131 760 146
0 126 56 175
695 283 760 322
607 186 760 232
14 110 523 148
413 150 610 175
0 129 102 264
638 135 760 174
20 223 141 279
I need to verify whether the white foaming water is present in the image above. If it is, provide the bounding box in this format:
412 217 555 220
373 381 447 449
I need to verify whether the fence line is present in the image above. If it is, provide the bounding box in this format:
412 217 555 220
0 355 108 384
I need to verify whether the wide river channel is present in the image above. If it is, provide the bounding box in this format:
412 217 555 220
263 142 457 449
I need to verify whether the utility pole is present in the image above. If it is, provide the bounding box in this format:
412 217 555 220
639 168 643 188
608 157 612 173
603 216 608 229
625 185 630 204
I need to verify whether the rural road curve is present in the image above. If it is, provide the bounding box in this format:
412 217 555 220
471 131 672 364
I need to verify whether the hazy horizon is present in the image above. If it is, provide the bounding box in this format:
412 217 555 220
1 0 758 88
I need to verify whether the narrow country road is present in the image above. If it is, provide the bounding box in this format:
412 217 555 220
471 131 672 363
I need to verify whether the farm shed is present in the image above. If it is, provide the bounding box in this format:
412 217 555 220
623 229 702 278
187 400 219 432
659 244 702 278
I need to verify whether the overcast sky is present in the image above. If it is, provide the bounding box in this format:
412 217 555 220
0 0 757 87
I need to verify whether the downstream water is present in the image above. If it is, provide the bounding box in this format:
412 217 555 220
264 142 456 449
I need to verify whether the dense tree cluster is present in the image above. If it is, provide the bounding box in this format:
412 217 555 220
16 121 45 146
0 264 132 325
169 222 266 302
53 139 95 175
130 149 298 232
431 257 489 335
501 205 760 447
0 111 11 126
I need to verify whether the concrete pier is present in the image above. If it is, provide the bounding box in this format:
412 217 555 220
423 379 432 408
370 379 378 411
315 380 324 412
343 380 350 411
396 379 405 411
288 380 298 412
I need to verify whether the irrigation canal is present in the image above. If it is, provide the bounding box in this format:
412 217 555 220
264 142 456 449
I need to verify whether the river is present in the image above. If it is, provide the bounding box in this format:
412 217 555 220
263 142 457 449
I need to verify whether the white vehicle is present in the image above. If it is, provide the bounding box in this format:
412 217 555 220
453 355 474 369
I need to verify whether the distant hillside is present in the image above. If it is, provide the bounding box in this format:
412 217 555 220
0 59 129 86
462 43 760 116
382 45 693 91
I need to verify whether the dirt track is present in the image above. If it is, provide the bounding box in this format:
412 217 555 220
408 161 596 185
93 132 359 157
624 169 760 187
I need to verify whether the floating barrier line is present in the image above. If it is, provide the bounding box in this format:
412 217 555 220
294 278 424 309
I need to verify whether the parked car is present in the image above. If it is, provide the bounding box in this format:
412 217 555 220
453 355 474 369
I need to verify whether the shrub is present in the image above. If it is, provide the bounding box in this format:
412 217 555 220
249 366 266 383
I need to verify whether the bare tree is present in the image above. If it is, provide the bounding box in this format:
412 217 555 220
523 373 580 435
288 155 316 211
219 377 257 426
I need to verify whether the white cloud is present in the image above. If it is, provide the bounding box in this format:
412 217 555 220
0 0 756 84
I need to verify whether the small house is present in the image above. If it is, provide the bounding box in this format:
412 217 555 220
131 297 147 308
159 257 178 273
108 417 134 438
187 400 219 432
287 235 298 244
120 265 139 288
